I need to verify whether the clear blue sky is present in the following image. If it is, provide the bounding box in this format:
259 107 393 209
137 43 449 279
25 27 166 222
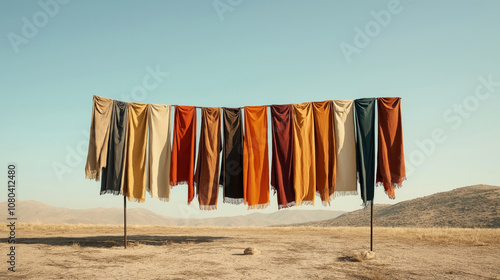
1 0 499 218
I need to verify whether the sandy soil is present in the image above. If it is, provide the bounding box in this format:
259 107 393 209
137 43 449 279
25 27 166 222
1 225 499 280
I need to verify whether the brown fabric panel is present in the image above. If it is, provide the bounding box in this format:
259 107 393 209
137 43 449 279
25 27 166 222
85 95 113 181
270 104 295 209
220 108 245 204
195 107 222 210
170 105 197 204
376 97 406 199
312 100 336 205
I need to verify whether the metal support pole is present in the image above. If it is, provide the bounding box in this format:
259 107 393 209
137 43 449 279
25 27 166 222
370 202 374 251
124 195 127 249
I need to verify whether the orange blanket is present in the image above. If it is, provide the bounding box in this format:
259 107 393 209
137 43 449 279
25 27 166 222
312 101 336 205
243 106 270 209
195 107 222 210
376 97 406 199
170 106 197 204
292 102 316 206
123 102 149 203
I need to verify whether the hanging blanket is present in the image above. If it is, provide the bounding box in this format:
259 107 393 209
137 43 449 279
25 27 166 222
220 108 245 205
123 103 149 203
333 100 358 196
354 98 376 207
85 95 113 181
195 107 222 210
170 105 197 204
376 97 406 199
270 104 295 209
147 104 172 202
101 100 128 195
243 106 270 209
292 102 316 206
312 100 336 205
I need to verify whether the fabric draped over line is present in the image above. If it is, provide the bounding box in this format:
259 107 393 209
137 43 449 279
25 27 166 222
292 103 316 206
195 107 222 210
243 106 270 209
85 95 113 181
170 106 197 204
354 98 376 207
147 104 172 202
376 97 406 199
333 100 358 196
220 108 245 205
270 105 295 209
101 100 128 195
312 101 336 205
123 103 149 203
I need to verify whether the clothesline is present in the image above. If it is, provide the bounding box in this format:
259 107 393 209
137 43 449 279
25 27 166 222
165 98 401 110
86 95 406 211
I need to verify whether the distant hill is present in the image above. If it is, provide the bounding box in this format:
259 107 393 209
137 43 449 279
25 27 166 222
295 185 500 228
0 200 344 227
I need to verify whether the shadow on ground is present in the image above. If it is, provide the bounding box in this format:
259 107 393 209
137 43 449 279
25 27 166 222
0 235 228 248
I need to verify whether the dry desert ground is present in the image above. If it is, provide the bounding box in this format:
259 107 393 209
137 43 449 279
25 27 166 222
1 224 499 280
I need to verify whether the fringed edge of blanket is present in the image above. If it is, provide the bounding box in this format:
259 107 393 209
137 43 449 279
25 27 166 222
295 200 314 207
376 176 406 199
170 180 190 187
333 190 358 197
316 190 333 206
361 200 373 209
278 201 295 210
86 170 100 181
224 197 245 205
150 196 170 202
199 204 217 211
100 190 122 196
247 201 270 210
127 197 146 203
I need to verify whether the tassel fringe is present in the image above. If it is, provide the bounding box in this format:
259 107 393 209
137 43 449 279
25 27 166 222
278 201 295 210
295 200 314 207
171 180 190 187
377 176 406 199
199 204 217 211
126 197 145 203
247 201 270 210
224 197 245 205
361 200 373 208
333 190 358 197
100 190 122 196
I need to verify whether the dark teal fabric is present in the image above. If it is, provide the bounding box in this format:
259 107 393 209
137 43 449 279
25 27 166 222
355 98 376 206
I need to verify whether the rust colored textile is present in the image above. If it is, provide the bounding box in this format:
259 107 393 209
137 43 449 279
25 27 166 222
270 104 295 209
312 101 336 205
376 97 406 199
195 107 222 210
170 105 197 204
243 106 270 209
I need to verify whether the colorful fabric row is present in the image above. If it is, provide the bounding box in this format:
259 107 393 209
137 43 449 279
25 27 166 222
85 96 406 209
